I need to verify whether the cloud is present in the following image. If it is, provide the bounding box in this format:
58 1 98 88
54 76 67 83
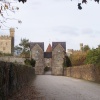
81 28 94 34
52 26 79 36
81 28 100 38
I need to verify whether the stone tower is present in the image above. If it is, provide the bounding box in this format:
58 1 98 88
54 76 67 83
52 42 66 75
10 28 15 37
0 28 15 55
30 42 44 74
80 43 83 51
10 28 15 55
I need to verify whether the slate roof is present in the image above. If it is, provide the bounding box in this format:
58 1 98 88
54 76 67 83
52 42 66 50
44 52 52 58
30 42 44 51
46 44 52 52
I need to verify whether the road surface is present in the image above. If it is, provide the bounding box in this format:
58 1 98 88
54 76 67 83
33 75 100 100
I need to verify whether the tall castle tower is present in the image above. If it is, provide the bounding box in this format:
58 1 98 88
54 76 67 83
0 28 15 55
80 43 83 51
10 28 15 54
10 28 15 37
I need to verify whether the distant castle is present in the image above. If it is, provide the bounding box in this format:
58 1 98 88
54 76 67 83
67 43 86 56
0 28 87 75
30 42 66 75
0 28 15 55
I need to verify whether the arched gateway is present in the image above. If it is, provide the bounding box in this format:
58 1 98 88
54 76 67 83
30 42 66 75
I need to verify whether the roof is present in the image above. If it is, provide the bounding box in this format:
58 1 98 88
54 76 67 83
44 52 52 58
52 42 66 50
30 42 44 51
46 44 52 52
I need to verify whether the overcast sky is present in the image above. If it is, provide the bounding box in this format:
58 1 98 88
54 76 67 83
0 0 100 51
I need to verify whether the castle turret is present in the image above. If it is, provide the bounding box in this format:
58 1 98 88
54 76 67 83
0 28 15 55
10 28 15 55
80 43 83 51
46 44 52 52
10 28 15 37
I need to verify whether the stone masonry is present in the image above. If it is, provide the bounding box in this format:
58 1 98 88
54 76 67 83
52 43 65 75
0 28 14 55
30 42 66 75
30 42 44 74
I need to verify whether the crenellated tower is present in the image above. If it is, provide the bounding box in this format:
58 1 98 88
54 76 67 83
0 28 15 55
80 43 83 51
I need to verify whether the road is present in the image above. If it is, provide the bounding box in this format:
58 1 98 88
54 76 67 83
33 75 100 100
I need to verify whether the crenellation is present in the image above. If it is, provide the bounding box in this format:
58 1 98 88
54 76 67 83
0 28 15 54
0 35 11 39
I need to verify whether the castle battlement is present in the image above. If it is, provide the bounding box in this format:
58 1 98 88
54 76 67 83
67 49 82 52
0 28 15 55
0 35 11 39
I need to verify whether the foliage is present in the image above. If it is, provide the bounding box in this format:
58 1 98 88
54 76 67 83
63 55 72 67
18 0 27 3
24 59 30 65
83 45 90 52
30 58 36 67
18 0 99 10
44 66 50 72
14 45 22 55
18 0 100 4
85 48 100 66
24 58 36 67
15 38 30 57
75 0 100 10
70 52 87 66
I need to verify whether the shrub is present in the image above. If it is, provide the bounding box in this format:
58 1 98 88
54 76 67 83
44 66 50 72
70 52 87 66
85 48 100 66
24 58 36 67
63 55 72 67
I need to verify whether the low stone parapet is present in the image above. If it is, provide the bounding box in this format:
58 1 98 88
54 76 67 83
64 65 100 83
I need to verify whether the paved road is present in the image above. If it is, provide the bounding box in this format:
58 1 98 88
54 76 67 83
33 75 100 100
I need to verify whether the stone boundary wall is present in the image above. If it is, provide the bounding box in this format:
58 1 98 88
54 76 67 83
0 61 35 100
0 56 26 64
64 64 100 83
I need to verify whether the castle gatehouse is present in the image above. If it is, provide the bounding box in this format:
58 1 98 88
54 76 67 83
30 42 66 75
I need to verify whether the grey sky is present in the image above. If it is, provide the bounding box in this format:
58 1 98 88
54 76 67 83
0 0 100 51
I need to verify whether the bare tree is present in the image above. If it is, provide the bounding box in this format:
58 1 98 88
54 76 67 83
0 0 22 29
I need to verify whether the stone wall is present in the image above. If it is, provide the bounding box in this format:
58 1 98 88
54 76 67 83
52 44 65 75
0 56 25 64
44 58 52 68
31 44 44 74
64 65 100 83
0 28 14 54
0 61 35 100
